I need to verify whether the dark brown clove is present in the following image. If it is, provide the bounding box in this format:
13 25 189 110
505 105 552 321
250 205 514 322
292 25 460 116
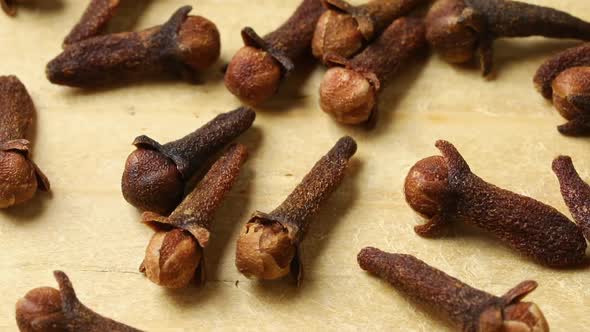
0 76 49 208
139 144 248 288
426 0 590 76
46 6 220 87
358 247 549 332
312 0 427 62
16 271 142 332
319 17 425 124
235 136 357 282
552 156 590 241
121 107 255 215
63 0 122 47
224 0 325 105
404 140 587 267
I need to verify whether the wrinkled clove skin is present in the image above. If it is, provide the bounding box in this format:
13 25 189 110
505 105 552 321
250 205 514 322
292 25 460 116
140 144 248 288
404 140 587 267
319 18 426 124
426 0 590 76
121 107 255 214
224 0 325 105
553 156 590 241
47 6 220 87
0 76 49 208
63 0 122 47
235 136 357 282
312 0 426 62
16 271 142 332
534 43 590 99
550 67 590 136
358 247 549 332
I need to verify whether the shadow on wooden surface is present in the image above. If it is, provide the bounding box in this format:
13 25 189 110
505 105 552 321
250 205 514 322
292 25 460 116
18 0 64 12
1 191 52 222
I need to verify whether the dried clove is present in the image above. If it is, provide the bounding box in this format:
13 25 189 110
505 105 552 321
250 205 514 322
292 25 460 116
552 156 590 241
16 271 142 332
534 43 590 99
46 6 220 87
358 247 549 332
550 67 590 136
426 0 590 76
404 140 587 267
319 17 425 124
224 0 325 105
235 136 357 282
139 144 248 288
63 0 122 47
121 107 255 215
0 76 49 208
312 0 427 62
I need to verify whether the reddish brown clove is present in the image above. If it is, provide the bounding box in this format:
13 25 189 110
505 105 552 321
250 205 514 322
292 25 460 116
121 107 255 214
319 17 425 124
0 76 49 208
140 144 248 288
235 136 357 282
46 6 220 87
63 0 122 47
16 271 142 332
224 0 325 105
552 156 590 241
312 0 427 62
358 247 549 332
404 140 587 267
550 67 590 136
426 0 590 76
534 43 590 99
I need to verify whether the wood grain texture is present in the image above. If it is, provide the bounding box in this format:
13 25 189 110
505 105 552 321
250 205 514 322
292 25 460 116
0 0 589 331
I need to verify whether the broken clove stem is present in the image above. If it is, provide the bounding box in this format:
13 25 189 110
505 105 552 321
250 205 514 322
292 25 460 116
426 0 590 76
319 17 426 124
122 107 255 214
224 0 325 105
140 144 249 288
46 6 220 87
404 140 587 267
358 247 549 332
235 136 357 283
16 271 142 332
63 0 122 47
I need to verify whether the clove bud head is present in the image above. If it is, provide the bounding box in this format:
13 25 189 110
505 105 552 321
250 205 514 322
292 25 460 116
551 66 590 121
312 10 364 62
15 287 64 332
0 150 39 208
142 229 202 288
404 156 450 219
178 16 221 72
500 302 549 332
319 67 376 124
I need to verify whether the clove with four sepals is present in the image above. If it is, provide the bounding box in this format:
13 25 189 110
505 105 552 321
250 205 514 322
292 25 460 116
235 136 357 283
139 143 249 288
426 0 590 76
63 0 122 47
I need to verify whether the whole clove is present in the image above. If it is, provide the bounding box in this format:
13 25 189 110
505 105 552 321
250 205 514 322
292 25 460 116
0 76 49 208
426 0 590 76
46 6 220 87
224 0 325 106
319 17 425 125
16 271 142 332
63 0 122 47
552 156 590 241
312 0 427 62
235 136 357 282
140 144 248 288
404 140 587 267
121 107 255 215
358 247 549 332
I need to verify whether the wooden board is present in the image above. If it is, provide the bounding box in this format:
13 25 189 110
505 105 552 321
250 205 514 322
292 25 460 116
1 0 589 330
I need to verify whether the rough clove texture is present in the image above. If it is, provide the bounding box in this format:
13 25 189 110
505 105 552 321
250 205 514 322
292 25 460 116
312 0 426 61
404 140 587 267
63 0 121 47
426 0 590 75
236 136 357 282
121 107 255 214
319 18 426 124
224 0 325 105
47 6 220 87
358 247 549 332
552 156 590 241
0 76 49 208
16 271 142 332
550 67 590 136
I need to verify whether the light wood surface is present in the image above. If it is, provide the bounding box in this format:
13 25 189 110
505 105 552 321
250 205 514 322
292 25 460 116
1 0 589 331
